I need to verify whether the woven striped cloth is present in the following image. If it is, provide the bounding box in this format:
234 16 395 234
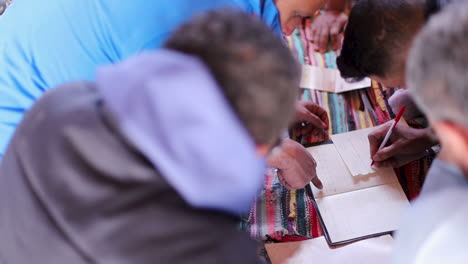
244 19 434 240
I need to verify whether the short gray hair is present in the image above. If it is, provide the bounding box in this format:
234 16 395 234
407 1 468 128
165 9 300 145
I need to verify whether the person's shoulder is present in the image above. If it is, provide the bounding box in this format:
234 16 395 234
392 187 468 264
413 186 468 216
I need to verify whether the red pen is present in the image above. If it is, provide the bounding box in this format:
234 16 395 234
371 106 407 166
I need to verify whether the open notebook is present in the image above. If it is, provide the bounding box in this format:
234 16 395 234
300 65 371 93
307 127 410 245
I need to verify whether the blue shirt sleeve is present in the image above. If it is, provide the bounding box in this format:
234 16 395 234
0 0 281 157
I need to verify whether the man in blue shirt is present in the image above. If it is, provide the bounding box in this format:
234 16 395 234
0 9 304 263
0 0 324 156
0 0 329 191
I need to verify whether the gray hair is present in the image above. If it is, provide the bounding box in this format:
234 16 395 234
407 0 468 128
165 9 299 145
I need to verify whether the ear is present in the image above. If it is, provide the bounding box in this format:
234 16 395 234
433 121 468 174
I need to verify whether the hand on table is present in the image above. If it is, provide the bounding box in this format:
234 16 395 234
267 138 323 190
307 11 348 53
292 101 329 138
369 124 438 168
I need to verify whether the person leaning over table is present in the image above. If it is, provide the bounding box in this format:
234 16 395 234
391 3 468 263
0 0 348 51
336 0 463 169
0 0 329 190
0 9 303 264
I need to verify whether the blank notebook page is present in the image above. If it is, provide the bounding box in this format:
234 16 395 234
315 183 409 243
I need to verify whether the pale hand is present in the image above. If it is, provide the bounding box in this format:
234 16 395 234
267 138 323 190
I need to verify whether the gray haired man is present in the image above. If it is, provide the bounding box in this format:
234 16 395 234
0 10 299 264
392 2 468 263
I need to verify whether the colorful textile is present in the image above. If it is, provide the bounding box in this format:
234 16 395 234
244 19 434 240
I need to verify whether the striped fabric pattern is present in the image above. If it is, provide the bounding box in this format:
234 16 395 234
245 19 434 240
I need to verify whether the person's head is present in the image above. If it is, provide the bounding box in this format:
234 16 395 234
407 1 468 175
337 0 426 88
164 9 300 157
274 0 326 35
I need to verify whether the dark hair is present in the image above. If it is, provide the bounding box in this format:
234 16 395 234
165 9 299 145
337 0 423 81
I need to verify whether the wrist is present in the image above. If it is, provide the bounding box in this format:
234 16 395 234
419 127 439 148
266 152 280 168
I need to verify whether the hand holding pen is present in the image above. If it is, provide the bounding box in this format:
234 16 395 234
371 106 407 167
